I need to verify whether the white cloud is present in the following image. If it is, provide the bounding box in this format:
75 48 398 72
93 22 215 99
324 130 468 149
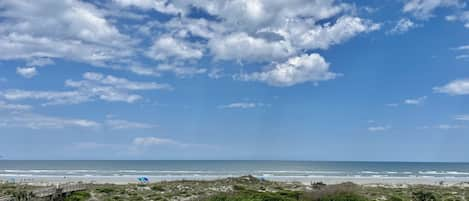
0 101 31 111
156 64 207 77
146 35 203 61
419 124 467 130
453 44 469 60
454 45 469 51
1 90 86 105
77 72 171 90
75 136 216 153
218 102 268 109
0 112 161 130
388 18 418 34
446 11 469 28
368 125 391 132
72 142 123 150
106 119 157 129
208 16 379 62
436 124 466 129
0 0 380 87
26 57 55 67
209 32 295 62
132 137 180 146
112 0 182 15
404 96 427 105
403 0 464 19
1 72 172 105
16 67 38 78
456 54 469 59
0 113 100 129
129 66 161 77
208 68 225 79
434 79 469 95
177 0 353 33
0 0 133 66
129 64 207 78
238 54 338 87
454 114 469 121
287 16 380 50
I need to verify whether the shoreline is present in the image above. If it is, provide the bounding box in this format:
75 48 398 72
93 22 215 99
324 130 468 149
2 175 469 186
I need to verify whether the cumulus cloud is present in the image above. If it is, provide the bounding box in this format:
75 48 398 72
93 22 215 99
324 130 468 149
238 54 338 87
434 79 469 95
146 35 203 61
287 16 380 50
403 0 464 19
16 67 38 78
404 96 427 105
112 0 182 14
1 72 172 105
209 32 295 62
0 0 134 66
388 18 418 34
0 0 379 87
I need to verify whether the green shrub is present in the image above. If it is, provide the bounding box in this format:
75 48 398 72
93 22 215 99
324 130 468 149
96 187 115 194
315 191 368 201
233 185 246 191
204 190 298 201
412 191 437 201
389 195 404 201
64 191 91 201
151 185 165 191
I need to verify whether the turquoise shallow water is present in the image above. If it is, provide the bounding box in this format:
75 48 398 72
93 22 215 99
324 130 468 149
1 161 469 179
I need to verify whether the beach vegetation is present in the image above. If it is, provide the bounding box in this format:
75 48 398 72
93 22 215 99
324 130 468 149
412 191 437 201
151 184 165 191
64 191 90 201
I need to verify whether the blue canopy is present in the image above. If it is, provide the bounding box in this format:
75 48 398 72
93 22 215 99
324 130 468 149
137 177 149 183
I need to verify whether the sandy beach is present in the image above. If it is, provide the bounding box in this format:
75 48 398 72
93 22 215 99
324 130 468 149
2 175 469 186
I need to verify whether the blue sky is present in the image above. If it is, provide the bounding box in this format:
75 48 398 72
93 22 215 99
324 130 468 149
1 0 469 161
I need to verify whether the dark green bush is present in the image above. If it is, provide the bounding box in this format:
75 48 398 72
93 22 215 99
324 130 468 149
412 191 437 201
204 190 298 201
96 187 115 194
64 191 91 201
151 185 165 191
315 191 368 201
389 195 404 201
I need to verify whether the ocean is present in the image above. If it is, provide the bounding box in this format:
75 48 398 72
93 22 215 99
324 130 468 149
1 161 469 183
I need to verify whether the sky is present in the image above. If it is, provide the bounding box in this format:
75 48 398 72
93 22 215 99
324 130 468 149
1 0 469 161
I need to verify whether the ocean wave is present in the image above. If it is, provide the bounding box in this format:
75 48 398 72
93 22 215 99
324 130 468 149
418 171 469 175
